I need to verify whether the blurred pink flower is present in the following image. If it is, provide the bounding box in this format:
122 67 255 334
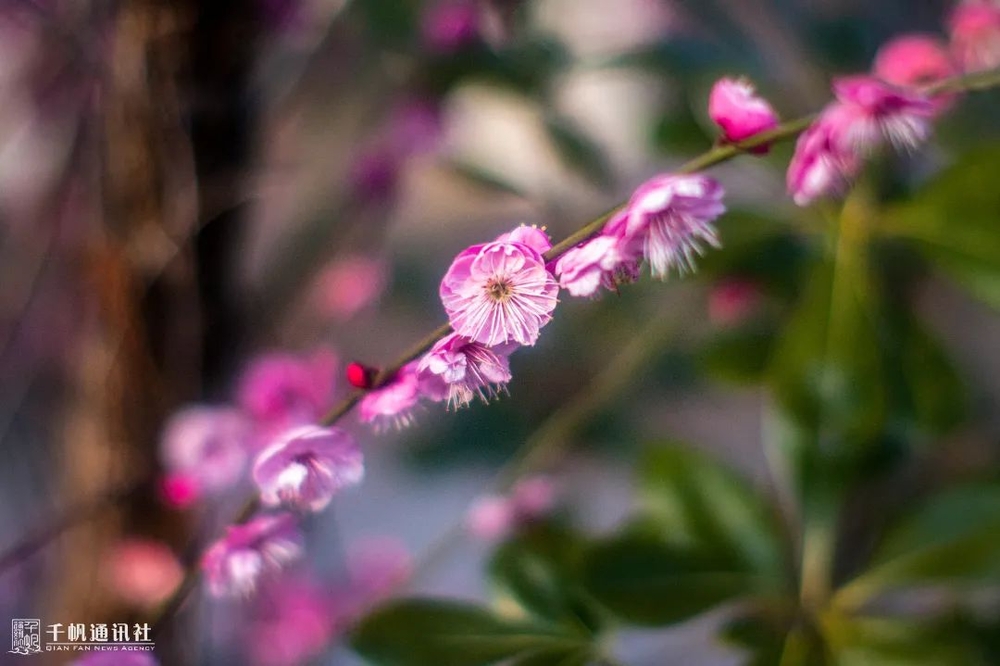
440 229 559 347
466 476 557 541
159 406 252 495
358 362 424 429
830 75 936 153
553 229 641 298
421 0 481 53
708 279 762 326
237 349 338 436
606 174 726 278
253 426 364 512
202 514 304 597
248 573 337 666
312 255 388 320
948 1 1000 72
346 537 412 599
874 34 957 88
497 225 553 255
417 333 514 408
708 77 779 151
786 108 860 206
106 538 183 609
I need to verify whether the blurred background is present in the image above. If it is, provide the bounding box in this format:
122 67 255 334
1 0 999 664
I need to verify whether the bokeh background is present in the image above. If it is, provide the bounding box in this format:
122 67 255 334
1 0 1000 664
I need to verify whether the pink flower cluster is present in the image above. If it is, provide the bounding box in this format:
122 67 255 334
785 5 1000 206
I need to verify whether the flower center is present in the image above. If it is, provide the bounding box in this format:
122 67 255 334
486 277 513 302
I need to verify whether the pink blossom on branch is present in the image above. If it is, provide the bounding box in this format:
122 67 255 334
417 333 514 408
252 426 364 512
786 109 860 206
948 1 1000 72
553 228 641 298
606 173 726 278
159 406 253 496
874 34 957 88
358 362 426 429
708 77 780 151
202 513 304 597
830 75 937 153
440 228 559 347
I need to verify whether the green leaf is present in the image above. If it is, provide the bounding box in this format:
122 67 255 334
350 599 588 666
581 532 761 626
836 485 1000 606
543 114 615 189
882 147 1000 310
826 615 987 666
489 524 604 633
639 445 788 583
506 647 591 666
720 612 790 666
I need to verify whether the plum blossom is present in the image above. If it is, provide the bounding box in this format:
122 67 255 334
417 333 514 408
948 1 1000 72
874 34 957 88
553 227 641 298
440 228 559 347
358 362 425 429
312 255 388 321
606 174 726 278
830 75 937 153
105 539 183 609
786 110 860 206
708 77 779 150
159 406 252 495
237 349 338 436
202 514 304 597
253 426 364 512
466 476 557 541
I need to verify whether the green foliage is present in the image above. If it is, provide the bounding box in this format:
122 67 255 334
882 147 1000 310
824 615 988 666
350 599 591 666
488 523 605 633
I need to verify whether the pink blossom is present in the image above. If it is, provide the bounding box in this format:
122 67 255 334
421 0 481 53
253 426 364 512
553 229 641 298
830 75 937 153
312 255 388 320
948 2 1000 72
416 333 514 408
497 225 553 254
248 573 337 666
606 174 726 278
159 406 252 495
708 77 779 150
105 539 183 608
237 349 338 435
466 476 557 541
72 654 158 666
708 279 762 325
346 537 412 599
358 362 424 429
440 229 559 347
874 34 957 88
202 514 304 597
786 108 861 206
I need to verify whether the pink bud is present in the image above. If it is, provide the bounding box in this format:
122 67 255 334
511 476 556 518
106 539 183 609
708 78 779 153
466 495 516 541
708 279 761 326
312 255 388 321
873 34 957 113
158 473 201 509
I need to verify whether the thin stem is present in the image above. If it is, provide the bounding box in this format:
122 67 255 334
141 65 1000 632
